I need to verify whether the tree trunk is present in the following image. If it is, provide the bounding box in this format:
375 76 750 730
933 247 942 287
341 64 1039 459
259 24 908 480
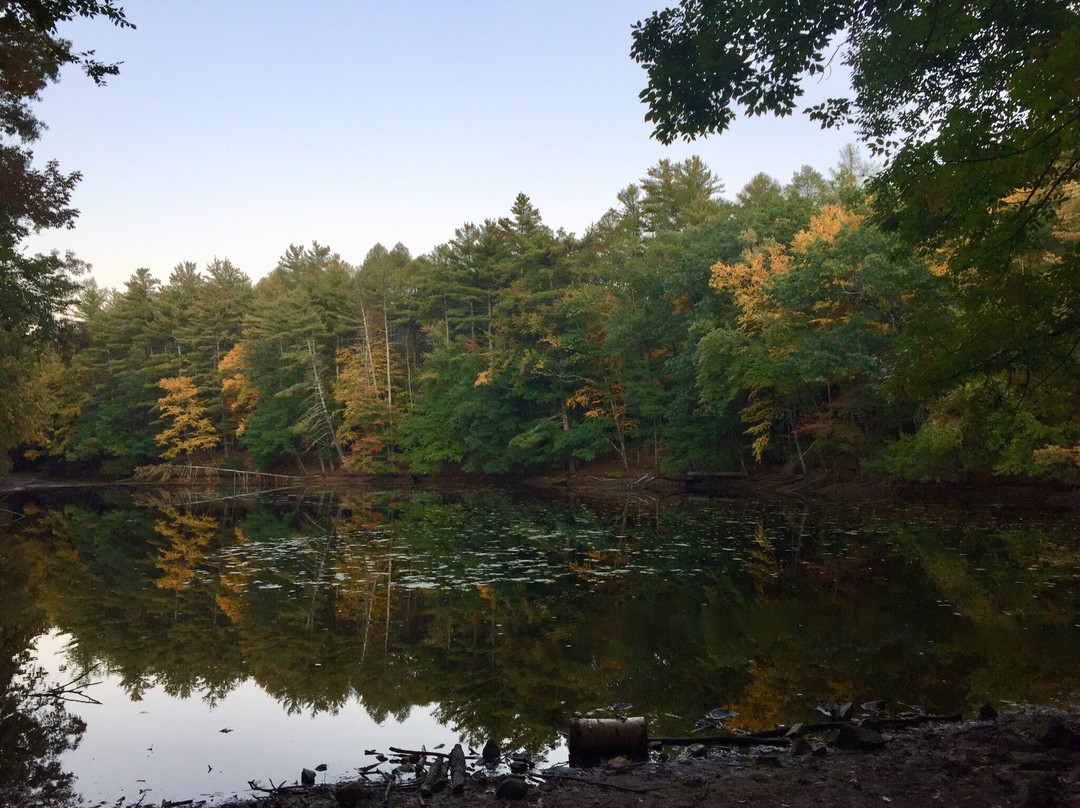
383 301 393 421
561 402 577 473
307 339 346 465
358 297 380 396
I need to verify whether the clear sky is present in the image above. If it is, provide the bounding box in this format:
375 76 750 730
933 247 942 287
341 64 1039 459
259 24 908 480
26 1 855 290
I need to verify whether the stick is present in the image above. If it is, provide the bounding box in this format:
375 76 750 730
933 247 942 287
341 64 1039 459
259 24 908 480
650 734 788 748
383 773 394 808
538 772 659 794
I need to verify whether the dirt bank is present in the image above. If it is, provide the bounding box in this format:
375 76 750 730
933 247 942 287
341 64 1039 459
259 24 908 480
199 707 1080 808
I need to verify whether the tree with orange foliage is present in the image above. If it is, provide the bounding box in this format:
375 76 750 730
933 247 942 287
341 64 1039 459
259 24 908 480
334 345 393 471
155 376 220 461
699 195 934 473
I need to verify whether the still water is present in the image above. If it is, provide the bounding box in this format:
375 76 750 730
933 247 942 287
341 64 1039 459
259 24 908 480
3 485 1080 805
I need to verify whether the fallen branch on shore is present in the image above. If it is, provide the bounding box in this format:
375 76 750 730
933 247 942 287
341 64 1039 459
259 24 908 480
650 733 790 747
246 778 307 796
783 713 964 737
538 771 660 793
388 746 481 760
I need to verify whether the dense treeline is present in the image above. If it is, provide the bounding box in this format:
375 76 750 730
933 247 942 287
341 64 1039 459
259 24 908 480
11 151 1080 483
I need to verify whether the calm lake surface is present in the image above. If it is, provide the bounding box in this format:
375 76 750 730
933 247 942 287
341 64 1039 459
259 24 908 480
3 484 1080 805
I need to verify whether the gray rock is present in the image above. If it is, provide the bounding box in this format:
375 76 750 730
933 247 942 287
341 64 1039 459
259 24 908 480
790 736 813 756
688 743 708 758
976 703 998 721
817 701 854 721
335 781 367 808
482 738 501 765
508 759 529 775
1037 718 1080 751
831 724 886 751
301 768 316 786
495 777 530 799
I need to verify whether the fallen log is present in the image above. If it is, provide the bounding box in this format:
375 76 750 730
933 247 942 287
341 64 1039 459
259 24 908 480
569 717 649 766
785 713 964 737
389 746 480 760
571 711 966 764
420 757 446 796
650 734 789 748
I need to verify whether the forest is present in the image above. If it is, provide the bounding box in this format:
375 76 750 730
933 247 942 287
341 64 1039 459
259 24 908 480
2 0 1079 486
3 149 1079 484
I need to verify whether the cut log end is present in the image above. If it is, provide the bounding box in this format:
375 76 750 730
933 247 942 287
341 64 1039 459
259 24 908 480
568 717 648 767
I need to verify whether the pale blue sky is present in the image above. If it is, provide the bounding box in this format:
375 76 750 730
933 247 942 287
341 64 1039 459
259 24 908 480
27 1 855 289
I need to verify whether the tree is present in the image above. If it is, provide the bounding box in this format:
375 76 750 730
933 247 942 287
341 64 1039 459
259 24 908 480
66 268 168 473
639 156 723 234
155 376 220 461
631 1 1080 269
0 1 133 470
698 195 936 473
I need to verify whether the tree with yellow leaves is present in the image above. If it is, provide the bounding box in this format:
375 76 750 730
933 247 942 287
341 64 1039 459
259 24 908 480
334 345 393 471
155 376 221 461
698 195 934 473
218 344 258 438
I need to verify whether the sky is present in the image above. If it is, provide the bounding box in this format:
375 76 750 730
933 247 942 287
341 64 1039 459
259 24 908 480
26 1 855 290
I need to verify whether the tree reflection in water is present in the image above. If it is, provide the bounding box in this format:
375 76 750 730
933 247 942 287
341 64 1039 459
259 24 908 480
1 519 86 808
4 485 1080 802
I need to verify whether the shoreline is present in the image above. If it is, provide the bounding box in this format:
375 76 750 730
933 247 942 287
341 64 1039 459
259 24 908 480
5 467 1080 511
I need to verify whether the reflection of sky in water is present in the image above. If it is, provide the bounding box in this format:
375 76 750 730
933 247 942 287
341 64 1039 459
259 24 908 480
32 631 488 806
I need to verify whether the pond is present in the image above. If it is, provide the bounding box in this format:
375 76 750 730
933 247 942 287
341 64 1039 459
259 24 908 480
2 484 1079 805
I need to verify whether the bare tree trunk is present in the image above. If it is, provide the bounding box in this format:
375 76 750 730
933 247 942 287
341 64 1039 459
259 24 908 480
307 338 346 465
405 332 414 405
561 401 577 473
487 295 493 351
789 411 808 476
358 297 380 396
608 387 629 472
383 300 393 420
384 558 392 653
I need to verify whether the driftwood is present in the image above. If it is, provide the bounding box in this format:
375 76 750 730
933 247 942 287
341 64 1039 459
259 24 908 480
784 713 964 737
651 733 789 748
389 746 480 760
246 778 307 795
381 771 394 808
449 743 467 792
420 757 446 796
